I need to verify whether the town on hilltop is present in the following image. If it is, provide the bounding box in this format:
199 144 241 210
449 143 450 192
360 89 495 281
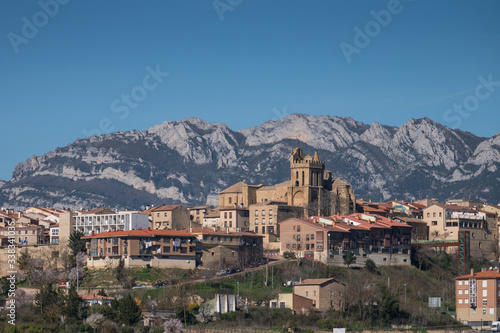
1 146 499 331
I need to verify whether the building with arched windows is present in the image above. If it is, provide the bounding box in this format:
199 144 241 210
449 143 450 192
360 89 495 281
218 147 356 218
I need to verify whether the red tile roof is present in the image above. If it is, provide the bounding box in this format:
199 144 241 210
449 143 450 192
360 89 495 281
457 270 500 280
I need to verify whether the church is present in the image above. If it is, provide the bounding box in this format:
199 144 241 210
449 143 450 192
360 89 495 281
219 146 356 217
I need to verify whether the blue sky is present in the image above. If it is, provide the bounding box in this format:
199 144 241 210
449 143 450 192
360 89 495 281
1 0 499 181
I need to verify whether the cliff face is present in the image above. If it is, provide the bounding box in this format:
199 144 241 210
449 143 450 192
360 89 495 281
1 114 498 210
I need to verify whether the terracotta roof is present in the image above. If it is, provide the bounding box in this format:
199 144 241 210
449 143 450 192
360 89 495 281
410 202 427 209
457 270 500 280
280 217 348 233
81 294 114 301
83 229 194 238
360 206 388 213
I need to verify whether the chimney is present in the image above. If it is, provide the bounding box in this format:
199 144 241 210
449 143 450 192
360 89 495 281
481 267 486 272
91 230 95 236
470 268 474 276
233 203 237 208
18 212 21 218
240 203 243 209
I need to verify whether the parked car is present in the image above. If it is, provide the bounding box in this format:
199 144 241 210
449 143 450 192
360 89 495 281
153 282 167 288
132 284 146 290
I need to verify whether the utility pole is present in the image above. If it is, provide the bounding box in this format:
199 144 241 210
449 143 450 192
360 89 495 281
265 262 268 286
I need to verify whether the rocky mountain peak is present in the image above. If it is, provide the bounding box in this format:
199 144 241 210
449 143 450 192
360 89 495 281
1 115 498 210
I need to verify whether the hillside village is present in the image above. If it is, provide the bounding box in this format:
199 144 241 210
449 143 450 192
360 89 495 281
1 146 499 331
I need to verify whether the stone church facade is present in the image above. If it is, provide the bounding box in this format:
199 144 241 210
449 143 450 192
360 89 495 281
219 147 356 217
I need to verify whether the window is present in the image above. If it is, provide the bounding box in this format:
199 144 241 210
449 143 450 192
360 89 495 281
262 226 265 234
483 299 487 306
483 289 487 297
313 291 316 296
465 281 469 285
229 212 232 218
459 290 463 294
432 221 437 226
157 213 160 217
306 244 310 250
433 212 436 217
255 227 258 233
483 308 486 315
164 212 167 217
439 212 442 217
163 246 170 253
297 226 301 232
269 218 273 224
269 209 273 216
311 234 314 239
427 213 430 217
224 212 227 219
262 219 266 225
255 219 258 225
229 197 232 204
286 244 290 249
331 291 334 296
255 210 258 217
458 299 463 304
483 280 487 287
306 291 308 297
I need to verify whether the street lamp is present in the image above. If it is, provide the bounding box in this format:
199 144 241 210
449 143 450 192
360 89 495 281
404 284 407 306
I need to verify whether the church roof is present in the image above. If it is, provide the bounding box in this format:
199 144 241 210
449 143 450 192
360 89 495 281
313 150 319 162
220 181 247 193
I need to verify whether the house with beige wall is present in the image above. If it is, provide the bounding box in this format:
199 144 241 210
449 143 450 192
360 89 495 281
147 205 190 230
84 229 197 269
293 278 345 311
423 204 496 259
456 268 500 329
219 207 249 232
249 201 303 243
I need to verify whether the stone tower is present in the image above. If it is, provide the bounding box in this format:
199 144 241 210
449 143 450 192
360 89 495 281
288 147 325 216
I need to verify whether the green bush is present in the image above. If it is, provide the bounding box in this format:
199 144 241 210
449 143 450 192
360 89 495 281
283 251 296 259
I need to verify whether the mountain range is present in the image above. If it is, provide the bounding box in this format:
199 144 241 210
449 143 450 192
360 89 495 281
1 114 499 210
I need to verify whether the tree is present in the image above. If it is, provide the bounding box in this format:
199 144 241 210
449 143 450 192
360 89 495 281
115 258 134 288
163 318 186 333
118 294 142 326
69 231 86 267
85 313 106 331
344 252 356 268
64 284 84 323
365 259 377 273
378 284 399 325
98 288 107 297
35 283 65 324
17 247 31 270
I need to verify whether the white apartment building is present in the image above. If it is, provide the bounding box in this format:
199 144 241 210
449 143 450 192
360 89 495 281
74 210 149 235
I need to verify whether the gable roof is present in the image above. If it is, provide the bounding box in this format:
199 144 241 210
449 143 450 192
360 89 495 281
220 181 248 194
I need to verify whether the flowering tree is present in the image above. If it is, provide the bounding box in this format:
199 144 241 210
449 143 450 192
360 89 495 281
163 318 186 333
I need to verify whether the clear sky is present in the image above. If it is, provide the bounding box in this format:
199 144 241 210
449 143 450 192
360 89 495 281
1 0 499 181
